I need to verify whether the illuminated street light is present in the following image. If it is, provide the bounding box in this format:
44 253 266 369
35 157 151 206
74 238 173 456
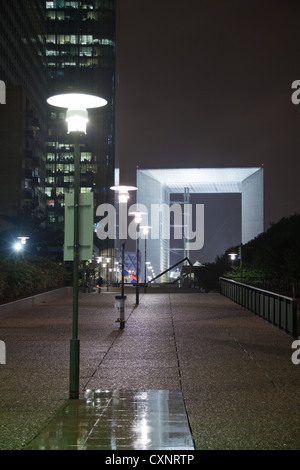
110 185 137 198
48 92 107 400
18 236 29 245
47 93 107 134
13 242 23 252
228 253 238 274
110 185 137 294
13 236 29 253
111 185 137 329
110 185 137 239
229 253 238 261
129 211 146 305
141 226 151 292
106 257 111 289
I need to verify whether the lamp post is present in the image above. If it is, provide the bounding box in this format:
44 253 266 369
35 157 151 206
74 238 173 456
129 211 146 305
106 257 110 290
228 253 238 277
111 185 137 328
239 244 243 282
141 226 151 292
47 93 107 399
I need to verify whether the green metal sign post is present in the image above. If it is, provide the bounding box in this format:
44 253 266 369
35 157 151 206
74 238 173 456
64 181 94 400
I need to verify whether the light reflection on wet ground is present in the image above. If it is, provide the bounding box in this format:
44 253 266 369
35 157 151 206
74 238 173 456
25 390 195 450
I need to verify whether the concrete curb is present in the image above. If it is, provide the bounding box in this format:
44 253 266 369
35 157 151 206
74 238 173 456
0 286 72 315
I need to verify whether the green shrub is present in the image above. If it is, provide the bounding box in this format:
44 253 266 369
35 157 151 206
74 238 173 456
0 256 68 303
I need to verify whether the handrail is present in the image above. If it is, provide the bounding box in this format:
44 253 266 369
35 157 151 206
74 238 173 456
220 277 296 301
147 257 192 284
219 277 298 337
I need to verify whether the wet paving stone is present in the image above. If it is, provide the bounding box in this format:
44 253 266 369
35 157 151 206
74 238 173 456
25 389 195 450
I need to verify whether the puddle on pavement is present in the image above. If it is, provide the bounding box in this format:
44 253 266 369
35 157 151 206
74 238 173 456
25 389 195 450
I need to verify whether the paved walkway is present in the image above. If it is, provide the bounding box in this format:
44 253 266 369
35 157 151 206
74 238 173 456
0 288 299 451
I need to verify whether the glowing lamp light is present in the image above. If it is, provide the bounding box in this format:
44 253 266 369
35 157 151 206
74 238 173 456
129 210 146 224
229 253 238 260
111 185 137 240
13 236 29 252
110 185 137 203
119 193 129 203
134 213 142 224
14 242 23 252
141 225 151 236
47 93 107 134
18 236 29 245
66 109 88 134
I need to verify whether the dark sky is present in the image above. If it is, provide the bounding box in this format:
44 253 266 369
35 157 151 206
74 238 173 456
116 0 300 259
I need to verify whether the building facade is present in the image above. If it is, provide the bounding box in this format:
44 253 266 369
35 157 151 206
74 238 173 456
0 0 46 227
45 0 116 244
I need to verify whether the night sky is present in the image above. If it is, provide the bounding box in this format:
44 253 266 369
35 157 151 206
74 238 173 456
116 0 300 261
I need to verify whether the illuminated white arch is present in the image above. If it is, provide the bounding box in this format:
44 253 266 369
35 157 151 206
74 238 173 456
137 167 264 280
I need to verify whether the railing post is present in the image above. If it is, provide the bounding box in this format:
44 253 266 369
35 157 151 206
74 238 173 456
292 300 298 338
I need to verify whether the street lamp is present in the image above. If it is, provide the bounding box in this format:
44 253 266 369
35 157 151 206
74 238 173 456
141 226 151 292
229 253 238 263
228 253 238 277
129 211 146 305
106 257 110 290
13 236 29 253
110 185 137 295
47 92 107 400
18 236 29 245
111 185 137 328
13 242 23 252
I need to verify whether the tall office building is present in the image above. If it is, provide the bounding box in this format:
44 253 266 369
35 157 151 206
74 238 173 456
0 0 46 227
45 0 116 255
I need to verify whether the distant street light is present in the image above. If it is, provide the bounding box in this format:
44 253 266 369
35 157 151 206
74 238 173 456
13 236 29 253
228 253 238 274
141 226 151 292
13 242 23 252
47 92 107 400
111 185 137 328
106 257 111 290
18 236 29 245
129 211 146 305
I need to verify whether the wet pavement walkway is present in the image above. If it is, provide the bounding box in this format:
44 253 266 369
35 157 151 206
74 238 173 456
26 389 194 450
0 288 299 451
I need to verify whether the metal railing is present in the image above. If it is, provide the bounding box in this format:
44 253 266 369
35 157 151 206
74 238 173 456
219 277 298 337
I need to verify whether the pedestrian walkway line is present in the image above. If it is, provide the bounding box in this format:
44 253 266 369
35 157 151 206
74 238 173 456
168 293 183 388
25 390 195 450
